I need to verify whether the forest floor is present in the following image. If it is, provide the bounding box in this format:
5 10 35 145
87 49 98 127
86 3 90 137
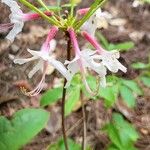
0 0 150 150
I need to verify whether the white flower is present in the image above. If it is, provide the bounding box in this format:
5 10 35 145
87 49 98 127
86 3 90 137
93 50 127 73
14 40 71 96
81 8 112 36
2 0 24 42
132 0 144 7
65 49 107 88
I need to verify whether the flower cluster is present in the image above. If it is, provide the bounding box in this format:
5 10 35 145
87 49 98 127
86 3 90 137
1 0 127 96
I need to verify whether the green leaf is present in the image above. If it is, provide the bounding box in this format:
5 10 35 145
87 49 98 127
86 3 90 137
120 85 136 108
104 123 122 149
65 86 80 116
131 62 150 69
107 144 120 150
141 76 150 87
99 85 119 107
121 79 143 96
40 87 63 107
112 113 139 147
104 113 138 150
81 75 98 99
48 138 81 150
108 42 134 52
0 108 49 150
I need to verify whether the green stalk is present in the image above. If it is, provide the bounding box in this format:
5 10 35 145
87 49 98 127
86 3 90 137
37 0 61 25
37 0 49 11
74 0 107 30
70 1 75 17
19 0 61 27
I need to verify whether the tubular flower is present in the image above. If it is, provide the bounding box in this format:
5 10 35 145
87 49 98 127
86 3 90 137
81 8 112 37
82 31 127 74
1 0 52 42
14 26 71 96
66 28 107 94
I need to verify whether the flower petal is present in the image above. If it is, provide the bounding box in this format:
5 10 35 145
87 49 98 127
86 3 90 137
6 22 24 42
14 56 38 65
49 58 72 82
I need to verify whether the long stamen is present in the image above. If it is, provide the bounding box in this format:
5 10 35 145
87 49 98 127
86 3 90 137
82 31 104 53
22 62 48 96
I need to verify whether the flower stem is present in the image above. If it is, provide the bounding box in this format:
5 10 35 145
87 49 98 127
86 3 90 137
61 34 71 150
81 91 87 150
19 0 61 27
74 0 106 30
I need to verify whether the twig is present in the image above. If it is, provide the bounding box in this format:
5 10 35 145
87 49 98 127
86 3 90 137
66 117 83 136
81 91 87 150
61 35 71 150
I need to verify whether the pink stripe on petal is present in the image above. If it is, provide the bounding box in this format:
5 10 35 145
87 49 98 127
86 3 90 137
68 27 81 56
82 31 104 53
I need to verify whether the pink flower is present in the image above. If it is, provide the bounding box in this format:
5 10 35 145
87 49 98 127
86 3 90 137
82 31 127 73
1 0 52 42
66 27 107 94
81 8 112 37
14 26 71 96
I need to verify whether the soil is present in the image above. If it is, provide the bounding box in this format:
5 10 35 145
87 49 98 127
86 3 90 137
0 0 150 150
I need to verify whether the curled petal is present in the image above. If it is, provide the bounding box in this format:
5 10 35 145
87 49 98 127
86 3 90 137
14 56 38 65
6 22 24 42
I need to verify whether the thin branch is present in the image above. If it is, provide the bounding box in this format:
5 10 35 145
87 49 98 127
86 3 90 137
81 91 87 150
61 35 71 150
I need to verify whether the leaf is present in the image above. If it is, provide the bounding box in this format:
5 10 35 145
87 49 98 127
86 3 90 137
131 62 150 69
81 75 98 99
65 86 80 116
104 123 122 149
99 85 119 107
40 87 63 107
120 85 136 108
108 42 134 52
141 76 150 87
121 79 143 96
107 144 119 150
112 113 139 147
48 138 81 150
104 113 138 150
0 108 49 150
